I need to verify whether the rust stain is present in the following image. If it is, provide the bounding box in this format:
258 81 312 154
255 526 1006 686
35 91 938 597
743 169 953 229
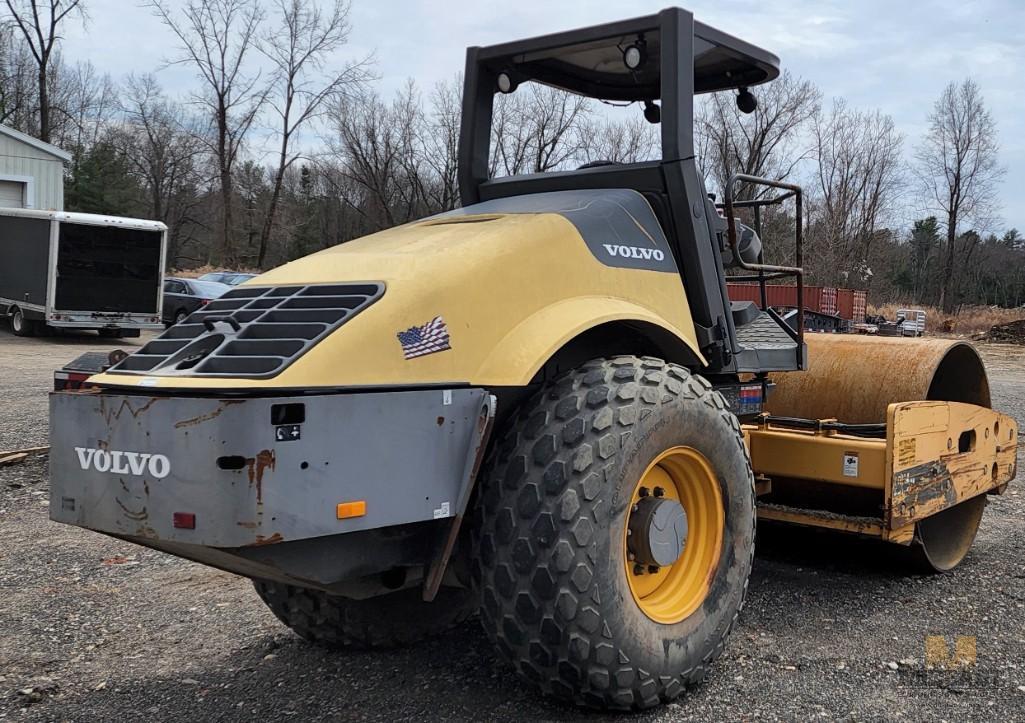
237 521 258 529
897 437 917 467
115 497 148 521
98 396 163 426
249 532 284 546
245 450 276 504
66 387 102 396
436 416 445 426
758 502 882 536
173 400 244 429
766 335 989 424
133 524 159 539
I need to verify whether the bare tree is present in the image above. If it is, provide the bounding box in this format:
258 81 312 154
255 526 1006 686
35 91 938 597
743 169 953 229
117 74 205 263
48 58 117 151
416 76 462 212
491 85 589 176
696 71 820 200
915 79 1005 312
256 0 368 268
329 89 417 230
0 24 38 129
2 0 84 142
149 0 266 265
811 99 904 286
577 114 658 164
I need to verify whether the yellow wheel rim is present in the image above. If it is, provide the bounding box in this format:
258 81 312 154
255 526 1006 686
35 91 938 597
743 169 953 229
624 446 725 624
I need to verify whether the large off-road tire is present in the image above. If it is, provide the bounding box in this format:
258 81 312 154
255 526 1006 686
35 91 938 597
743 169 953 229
472 356 755 710
252 580 475 649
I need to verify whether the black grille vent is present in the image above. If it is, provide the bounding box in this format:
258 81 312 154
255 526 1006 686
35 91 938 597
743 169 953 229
109 282 384 378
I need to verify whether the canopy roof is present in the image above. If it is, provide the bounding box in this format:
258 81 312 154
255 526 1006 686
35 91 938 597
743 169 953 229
474 11 779 102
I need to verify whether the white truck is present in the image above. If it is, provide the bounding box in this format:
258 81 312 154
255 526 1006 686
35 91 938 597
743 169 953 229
0 208 166 337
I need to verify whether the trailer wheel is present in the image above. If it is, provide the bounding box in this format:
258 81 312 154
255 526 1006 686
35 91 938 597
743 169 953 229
10 307 35 337
252 581 475 649
472 356 755 710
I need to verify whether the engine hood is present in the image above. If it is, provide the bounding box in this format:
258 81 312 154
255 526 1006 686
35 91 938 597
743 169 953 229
91 190 701 390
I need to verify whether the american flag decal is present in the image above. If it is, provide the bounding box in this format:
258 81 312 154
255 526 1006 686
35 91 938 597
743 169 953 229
396 316 452 359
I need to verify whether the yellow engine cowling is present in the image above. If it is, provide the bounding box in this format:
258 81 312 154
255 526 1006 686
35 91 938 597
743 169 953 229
88 207 703 391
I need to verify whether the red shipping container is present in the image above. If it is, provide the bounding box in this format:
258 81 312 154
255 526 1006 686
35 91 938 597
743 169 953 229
820 287 838 316
836 289 867 322
726 283 859 319
726 283 836 315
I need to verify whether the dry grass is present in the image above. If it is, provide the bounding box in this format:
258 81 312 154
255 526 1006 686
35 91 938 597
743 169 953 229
170 265 261 279
867 303 1025 337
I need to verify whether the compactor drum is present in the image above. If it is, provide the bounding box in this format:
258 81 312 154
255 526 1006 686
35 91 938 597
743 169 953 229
48 8 1016 711
765 335 1004 572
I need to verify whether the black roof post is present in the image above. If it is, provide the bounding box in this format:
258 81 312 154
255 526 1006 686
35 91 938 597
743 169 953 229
659 7 694 163
657 7 737 371
458 47 493 207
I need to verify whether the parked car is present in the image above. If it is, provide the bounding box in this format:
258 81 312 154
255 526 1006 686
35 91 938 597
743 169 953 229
162 277 230 326
197 271 257 286
196 271 234 284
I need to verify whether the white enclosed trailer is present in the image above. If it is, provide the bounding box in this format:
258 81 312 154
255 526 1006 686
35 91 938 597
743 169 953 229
0 208 166 337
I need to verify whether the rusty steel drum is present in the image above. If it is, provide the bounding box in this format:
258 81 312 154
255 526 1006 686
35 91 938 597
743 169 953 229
766 334 991 424
765 334 994 572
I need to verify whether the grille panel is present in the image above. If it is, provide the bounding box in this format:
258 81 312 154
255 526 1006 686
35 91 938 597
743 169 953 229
107 282 384 378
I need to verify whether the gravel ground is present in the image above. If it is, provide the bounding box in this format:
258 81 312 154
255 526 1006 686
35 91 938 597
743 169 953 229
1 328 1024 721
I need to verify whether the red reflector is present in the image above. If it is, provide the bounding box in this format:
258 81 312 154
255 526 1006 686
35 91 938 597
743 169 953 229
173 512 196 529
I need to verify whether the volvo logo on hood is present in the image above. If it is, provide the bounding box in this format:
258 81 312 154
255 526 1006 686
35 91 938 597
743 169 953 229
75 447 171 479
603 244 666 262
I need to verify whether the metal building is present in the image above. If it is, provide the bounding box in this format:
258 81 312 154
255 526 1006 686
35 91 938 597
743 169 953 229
0 124 71 211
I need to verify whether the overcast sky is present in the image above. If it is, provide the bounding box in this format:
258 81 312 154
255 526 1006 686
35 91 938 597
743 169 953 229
61 0 1025 232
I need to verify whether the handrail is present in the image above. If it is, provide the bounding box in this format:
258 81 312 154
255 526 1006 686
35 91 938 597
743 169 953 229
722 172 805 369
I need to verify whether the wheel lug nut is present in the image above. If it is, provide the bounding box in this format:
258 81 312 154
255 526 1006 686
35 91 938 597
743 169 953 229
653 486 665 497
638 487 650 497
648 565 660 574
633 564 644 575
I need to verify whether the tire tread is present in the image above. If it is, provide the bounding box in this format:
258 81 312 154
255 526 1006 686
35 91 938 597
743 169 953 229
472 356 755 710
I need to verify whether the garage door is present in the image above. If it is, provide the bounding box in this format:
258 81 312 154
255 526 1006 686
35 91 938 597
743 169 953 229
0 180 25 208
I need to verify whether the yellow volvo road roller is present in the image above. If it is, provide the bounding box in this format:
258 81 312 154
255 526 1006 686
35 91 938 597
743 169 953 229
49 8 1016 711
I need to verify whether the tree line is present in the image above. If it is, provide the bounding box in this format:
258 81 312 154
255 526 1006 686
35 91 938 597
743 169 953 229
0 0 1016 314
